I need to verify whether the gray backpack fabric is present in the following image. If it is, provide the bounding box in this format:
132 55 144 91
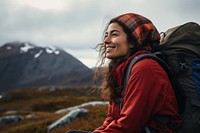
122 22 200 132
159 22 200 108
158 22 200 133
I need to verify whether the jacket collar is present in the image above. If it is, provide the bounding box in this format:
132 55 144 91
113 50 147 87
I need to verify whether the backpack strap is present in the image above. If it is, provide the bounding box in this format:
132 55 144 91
120 52 185 113
120 52 164 110
119 52 185 131
123 52 166 89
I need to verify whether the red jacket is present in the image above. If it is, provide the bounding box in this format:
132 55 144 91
94 50 182 133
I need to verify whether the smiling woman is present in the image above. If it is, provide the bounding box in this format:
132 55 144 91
19 0 66 10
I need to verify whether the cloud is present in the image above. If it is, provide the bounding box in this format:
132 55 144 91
0 0 199 67
0 0 104 47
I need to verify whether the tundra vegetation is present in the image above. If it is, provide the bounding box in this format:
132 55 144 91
0 88 107 133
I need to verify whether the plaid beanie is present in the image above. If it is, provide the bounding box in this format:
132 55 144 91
110 13 160 51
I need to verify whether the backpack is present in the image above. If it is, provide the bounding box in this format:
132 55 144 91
121 22 200 132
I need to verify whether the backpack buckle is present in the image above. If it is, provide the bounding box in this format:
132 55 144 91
180 62 188 72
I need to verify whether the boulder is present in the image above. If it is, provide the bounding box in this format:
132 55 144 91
48 108 88 132
0 115 24 124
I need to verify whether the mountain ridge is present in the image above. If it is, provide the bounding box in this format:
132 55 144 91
0 42 93 92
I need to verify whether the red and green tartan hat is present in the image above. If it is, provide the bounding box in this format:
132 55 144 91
110 13 160 50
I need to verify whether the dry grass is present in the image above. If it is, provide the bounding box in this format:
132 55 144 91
0 88 107 133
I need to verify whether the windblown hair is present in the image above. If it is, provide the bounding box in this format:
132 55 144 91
93 21 137 101
93 13 160 101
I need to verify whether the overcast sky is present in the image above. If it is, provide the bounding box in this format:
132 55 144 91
0 0 199 68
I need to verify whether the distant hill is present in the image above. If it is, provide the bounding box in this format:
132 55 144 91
0 42 93 92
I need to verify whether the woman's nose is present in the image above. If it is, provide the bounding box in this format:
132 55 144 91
104 36 111 44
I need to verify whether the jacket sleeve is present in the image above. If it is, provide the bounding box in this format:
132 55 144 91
95 59 169 133
93 102 114 132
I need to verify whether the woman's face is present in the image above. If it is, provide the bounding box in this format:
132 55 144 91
104 22 133 59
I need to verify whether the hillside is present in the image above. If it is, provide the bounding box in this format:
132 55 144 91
0 87 107 133
0 42 93 92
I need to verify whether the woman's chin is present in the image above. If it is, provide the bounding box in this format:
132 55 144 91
106 55 114 59
106 55 118 59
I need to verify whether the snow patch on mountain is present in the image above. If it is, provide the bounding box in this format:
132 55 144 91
18 43 60 56
6 46 12 50
45 46 60 55
34 50 43 58
20 43 35 53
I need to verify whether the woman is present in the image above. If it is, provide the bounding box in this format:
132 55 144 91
93 13 182 133
66 13 182 133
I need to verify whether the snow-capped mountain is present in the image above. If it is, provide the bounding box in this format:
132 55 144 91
0 42 93 92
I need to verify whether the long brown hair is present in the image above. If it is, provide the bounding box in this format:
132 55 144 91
93 21 137 101
93 13 160 101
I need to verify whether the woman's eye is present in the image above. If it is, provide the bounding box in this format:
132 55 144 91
112 33 118 36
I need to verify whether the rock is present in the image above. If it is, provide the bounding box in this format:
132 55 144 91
55 101 108 114
4 110 20 115
48 108 88 132
0 115 24 124
25 114 38 119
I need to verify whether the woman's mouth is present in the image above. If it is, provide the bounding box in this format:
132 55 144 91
106 45 116 52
